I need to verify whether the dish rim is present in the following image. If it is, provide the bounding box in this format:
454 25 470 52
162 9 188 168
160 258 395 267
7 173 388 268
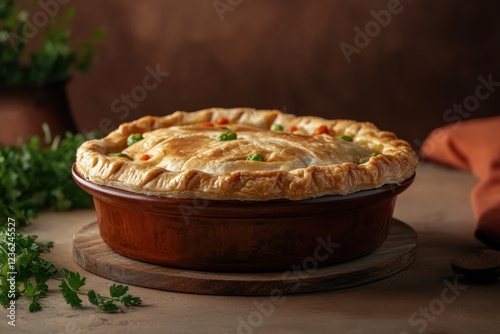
72 164 415 206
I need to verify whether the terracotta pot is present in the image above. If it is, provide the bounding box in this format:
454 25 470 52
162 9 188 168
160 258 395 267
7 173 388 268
0 81 76 146
72 165 415 272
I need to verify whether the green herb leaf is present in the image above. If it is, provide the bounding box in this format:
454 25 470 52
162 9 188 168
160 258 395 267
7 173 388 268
100 300 122 313
61 269 86 291
23 281 38 298
120 294 142 307
109 284 129 298
87 290 100 306
59 280 83 308
29 299 42 313
270 124 284 131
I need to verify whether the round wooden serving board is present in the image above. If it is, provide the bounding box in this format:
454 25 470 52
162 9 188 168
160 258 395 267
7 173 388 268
72 219 417 295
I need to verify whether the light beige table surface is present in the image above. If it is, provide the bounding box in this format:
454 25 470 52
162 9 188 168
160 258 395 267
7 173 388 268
3 162 499 334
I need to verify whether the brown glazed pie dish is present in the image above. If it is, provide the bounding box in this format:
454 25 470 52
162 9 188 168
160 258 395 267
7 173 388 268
72 165 415 272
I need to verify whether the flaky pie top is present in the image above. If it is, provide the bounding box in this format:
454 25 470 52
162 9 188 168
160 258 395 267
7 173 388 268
75 108 419 200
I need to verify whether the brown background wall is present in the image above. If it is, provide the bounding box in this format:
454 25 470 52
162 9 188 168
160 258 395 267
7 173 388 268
63 0 499 147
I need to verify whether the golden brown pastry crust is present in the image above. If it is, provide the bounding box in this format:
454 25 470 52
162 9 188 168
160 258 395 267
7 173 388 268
75 108 419 200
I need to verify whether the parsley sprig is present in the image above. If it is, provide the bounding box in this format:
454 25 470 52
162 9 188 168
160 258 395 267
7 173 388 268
0 0 105 86
0 124 101 227
60 269 142 313
0 230 56 312
0 230 142 313
0 125 142 313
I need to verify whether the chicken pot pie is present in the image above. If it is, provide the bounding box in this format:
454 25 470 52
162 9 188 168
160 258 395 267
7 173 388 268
75 108 419 201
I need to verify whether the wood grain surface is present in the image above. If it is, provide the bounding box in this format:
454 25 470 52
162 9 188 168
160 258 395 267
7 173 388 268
72 219 417 295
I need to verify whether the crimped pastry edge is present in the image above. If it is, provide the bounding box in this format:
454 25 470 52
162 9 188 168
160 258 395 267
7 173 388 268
75 108 419 201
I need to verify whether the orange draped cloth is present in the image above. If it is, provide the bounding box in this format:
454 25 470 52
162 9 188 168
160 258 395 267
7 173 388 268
420 116 500 249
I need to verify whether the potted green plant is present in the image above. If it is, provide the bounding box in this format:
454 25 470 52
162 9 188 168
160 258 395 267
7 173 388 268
0 0 103 145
